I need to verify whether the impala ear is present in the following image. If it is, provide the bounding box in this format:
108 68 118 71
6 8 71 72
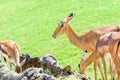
20 58 27 66
64 13 74 23
68 13 74 17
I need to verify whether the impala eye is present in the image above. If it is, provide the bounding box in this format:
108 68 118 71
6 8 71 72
60 23 64 27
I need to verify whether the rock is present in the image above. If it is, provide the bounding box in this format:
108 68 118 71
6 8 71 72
40 54 62 76
20 67 56 80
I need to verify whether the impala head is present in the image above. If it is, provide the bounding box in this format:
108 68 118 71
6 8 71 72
78 62 88 74
52 13 74 38
15 58 27 73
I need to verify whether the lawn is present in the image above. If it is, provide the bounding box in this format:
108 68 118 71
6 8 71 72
0 0 120 79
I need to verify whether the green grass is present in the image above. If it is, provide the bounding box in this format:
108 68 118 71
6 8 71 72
0 0 120 79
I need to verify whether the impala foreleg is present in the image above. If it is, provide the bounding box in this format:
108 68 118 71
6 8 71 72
97 59 105 80
102 56 107 80
94 61 98 80
94 59 105 80
0 52 10 67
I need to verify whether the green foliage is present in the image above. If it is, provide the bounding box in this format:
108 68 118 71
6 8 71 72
0 0 120 79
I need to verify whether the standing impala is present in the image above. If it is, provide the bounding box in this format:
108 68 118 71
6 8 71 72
52 13 120 80
0 40 21 72
79 32 120 80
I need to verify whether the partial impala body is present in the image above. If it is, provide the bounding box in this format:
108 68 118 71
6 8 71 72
0 40 21 71
52 13 120 80
79 32 120 80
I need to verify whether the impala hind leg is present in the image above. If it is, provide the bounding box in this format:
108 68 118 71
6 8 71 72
9 61 13 70
111 54 120 80
2 54 10 68
116 56 120 80
7 58 15 70
112 69 117 80
110 59 116 80
118 73 120 80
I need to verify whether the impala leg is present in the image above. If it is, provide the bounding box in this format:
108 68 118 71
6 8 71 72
117 72 120 80
94 61 97 80
0 50 3 61
102 56 107 80
110 59 116 80
110 60 114 80
8 58 15 70
110 54 120 80
116 57 120 80
0 54 2 61
116 61 120 80
9 62 12 70
118 73 120 80
3 55 10 68
97 59 105 80
112 69 117 80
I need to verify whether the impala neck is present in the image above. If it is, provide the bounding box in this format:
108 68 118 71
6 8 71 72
84 52 99 67
65 25 83 48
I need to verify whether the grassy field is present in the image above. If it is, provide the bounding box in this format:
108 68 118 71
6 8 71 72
0 0 120 79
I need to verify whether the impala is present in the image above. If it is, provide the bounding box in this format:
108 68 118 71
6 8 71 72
79 32 120 80
0 40 21 72
52 13 120 80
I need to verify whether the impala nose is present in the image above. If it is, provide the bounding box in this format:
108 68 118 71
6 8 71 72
52 34 56 38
